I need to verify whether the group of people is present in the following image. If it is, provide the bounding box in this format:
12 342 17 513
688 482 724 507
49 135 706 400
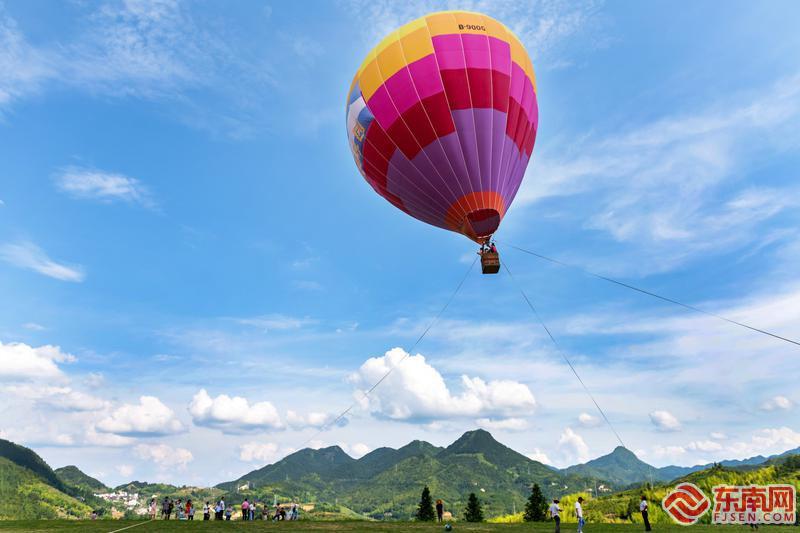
549 495 652 533
147 496 300 521
150 498 196 520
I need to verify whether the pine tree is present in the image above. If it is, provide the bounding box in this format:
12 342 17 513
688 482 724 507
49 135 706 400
415 486 435 521
524 483 547 522
464 492 484 522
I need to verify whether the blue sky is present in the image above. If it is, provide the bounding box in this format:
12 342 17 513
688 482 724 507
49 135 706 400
1 0 799 487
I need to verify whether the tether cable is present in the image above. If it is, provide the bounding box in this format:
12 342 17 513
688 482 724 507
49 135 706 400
503 242 800 349
296 255 479 450
503 260 627 449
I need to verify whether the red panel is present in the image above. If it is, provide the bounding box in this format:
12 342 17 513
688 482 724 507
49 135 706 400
399 101 437 153
362 122 394 187
440 69 471 110
386 119 422 160
466 68 492 108
491 71 510 112
421 92 455 137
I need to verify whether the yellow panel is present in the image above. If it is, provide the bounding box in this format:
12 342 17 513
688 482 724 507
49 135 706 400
375 37 407 81
482 16 507 41
425 12 458 37
358 53 384 101
453 12 492 36
372 29 399 58
398 16 427 38
400 27 434 65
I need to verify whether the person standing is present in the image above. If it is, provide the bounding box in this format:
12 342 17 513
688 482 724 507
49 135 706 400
436 499 444 522
242 498 249 521
640 496 651 531
149 498 156 519
187 500 194 520
576 497 585 533
550 499 562 533
161 497 170 520
203 501 210 521
219 497 226 520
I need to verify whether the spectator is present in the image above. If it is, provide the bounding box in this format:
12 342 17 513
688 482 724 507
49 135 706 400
203 501 210 521
242 498 249 521
436 499 444 522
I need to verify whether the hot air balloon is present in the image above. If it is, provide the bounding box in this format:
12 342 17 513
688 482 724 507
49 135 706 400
346 11 538 273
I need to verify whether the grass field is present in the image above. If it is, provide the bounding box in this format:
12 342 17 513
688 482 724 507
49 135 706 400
0 521 787 533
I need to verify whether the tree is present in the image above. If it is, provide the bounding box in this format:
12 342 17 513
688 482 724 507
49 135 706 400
415 486 435 521
464 492 484 522
524 483 547 522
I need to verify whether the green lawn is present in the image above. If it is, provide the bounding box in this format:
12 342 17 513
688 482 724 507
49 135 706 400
0 522 788 533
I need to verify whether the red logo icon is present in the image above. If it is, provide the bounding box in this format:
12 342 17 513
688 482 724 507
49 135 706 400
663 483 711 525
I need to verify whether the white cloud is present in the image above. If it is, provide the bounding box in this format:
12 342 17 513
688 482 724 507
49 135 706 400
55 167 154 208
761 395 792 411
577 412 601 427
348 348 536 422
239 442 283 463
650 410 681 432
135 443 193 469
652 445 687 460
686 440 723 453
97 396 184 436
116 464 134 478
286 410 340 430
0 241 84 282
0 341 74 381
710 432 728 440
22 322 45 331
85 425 134 447
236 314 316 332
516 74 800 275
4 384 108 411
347 442 371 459
558 427 590 464
725 427 800 458
188 389 283 433
528 448 551 465
475 418 529 431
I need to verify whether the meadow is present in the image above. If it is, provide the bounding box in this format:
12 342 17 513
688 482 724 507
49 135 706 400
0 521 788 533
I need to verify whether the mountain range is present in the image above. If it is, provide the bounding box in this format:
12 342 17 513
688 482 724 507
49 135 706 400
1 431 798 519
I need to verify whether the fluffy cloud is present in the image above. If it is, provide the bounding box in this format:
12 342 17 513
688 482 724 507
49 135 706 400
135 443 193 469
650 410 681 432
475 418 529 431
55 166 154 207
528 448 551 465
97 396 184 436
558 428 590 464
286 410 342 430
116 464 134 478
239 442 282 463
236 314 316 331
0 341 75 381
4 384 108 411
348 348 536 422
577 412 601 427
188 389 283 433
761 395 792 411
0 241 84 282
725 427 800 458
686 440 723 452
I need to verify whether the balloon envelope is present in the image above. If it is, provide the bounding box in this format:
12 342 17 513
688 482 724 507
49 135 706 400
346 11 538 243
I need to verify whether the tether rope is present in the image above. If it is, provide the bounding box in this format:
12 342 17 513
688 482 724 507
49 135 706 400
296 255 479 451
503 261 627 450
503 242 800 349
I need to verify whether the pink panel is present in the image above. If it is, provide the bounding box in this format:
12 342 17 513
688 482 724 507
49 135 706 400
407 55 444 100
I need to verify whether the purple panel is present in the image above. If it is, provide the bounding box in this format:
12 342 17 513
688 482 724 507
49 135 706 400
386 147 459 225
473 108 494 194
451 109 482 198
